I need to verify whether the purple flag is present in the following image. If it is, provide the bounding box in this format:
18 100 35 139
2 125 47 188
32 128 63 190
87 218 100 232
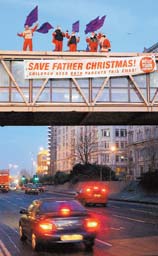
72 20 79 32
36 22 53 33
24 6 38 26
85 15 106 34
85 16 99 34
94 15 106 31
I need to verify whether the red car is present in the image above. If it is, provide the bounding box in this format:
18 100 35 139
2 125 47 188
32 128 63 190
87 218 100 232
75 181 108 207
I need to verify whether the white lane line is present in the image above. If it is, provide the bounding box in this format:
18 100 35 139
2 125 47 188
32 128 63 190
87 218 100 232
130 208 156 215
0 228 20 254
110 205 120 209
113 214 145 223
96 238 112 247
0 240 12 256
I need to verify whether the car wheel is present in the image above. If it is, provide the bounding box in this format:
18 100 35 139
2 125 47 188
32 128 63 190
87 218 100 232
19 225 27 241
31 233 41 251
81 199 87 207
84 240 94 251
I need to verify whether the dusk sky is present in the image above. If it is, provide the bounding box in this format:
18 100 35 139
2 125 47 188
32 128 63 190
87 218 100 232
0 0 158 176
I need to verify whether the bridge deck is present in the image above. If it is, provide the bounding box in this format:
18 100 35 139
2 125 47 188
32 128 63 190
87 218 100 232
0 51 157 125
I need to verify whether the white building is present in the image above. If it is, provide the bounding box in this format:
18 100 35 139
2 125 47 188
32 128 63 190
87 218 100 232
127 125 158 179
48 126 128 178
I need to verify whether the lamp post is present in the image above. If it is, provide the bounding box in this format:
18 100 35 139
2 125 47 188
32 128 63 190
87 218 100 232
110 145 116 181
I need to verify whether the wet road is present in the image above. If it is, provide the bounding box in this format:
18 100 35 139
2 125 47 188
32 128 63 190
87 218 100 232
0 190 158 256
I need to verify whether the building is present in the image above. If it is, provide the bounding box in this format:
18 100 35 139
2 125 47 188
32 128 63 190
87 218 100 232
36 149 50 176
127 126 158 179
48 126 57 176
48 126 128 178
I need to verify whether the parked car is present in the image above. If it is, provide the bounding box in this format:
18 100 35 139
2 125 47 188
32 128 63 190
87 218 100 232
25 183 39 195
21 184 28 190
75 181 109 206
35 183 45 192
19 198 100 251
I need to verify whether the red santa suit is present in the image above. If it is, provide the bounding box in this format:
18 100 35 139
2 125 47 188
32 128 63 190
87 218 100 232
66 32 80 51
99 35 111 52
86 32 99 52
52 27 65 51
17 24 38 51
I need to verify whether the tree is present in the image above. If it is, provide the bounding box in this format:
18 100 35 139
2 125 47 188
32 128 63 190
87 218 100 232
74 127 98 165
70 163 116 183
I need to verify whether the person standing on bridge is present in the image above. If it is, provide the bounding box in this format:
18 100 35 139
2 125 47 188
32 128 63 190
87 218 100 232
99 34 111 52
17 23 38 51
52 26 66 51
86 32 99 52
66 31 80 51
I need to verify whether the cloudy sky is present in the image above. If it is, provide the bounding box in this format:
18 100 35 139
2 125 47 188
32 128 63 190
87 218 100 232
0 0 158 176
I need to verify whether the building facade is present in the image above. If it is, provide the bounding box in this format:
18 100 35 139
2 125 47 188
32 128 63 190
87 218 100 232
127 126 158 179
36 149 50 176
48 126 128 178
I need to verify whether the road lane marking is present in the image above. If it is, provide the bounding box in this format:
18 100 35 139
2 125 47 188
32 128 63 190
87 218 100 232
0 228 20 254
0 240 11 256
96 238 112 247
113 214 145 223
110 205 120 209
130 208 157 215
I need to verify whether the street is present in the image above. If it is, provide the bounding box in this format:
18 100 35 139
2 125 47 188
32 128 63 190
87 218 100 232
0 190 158 256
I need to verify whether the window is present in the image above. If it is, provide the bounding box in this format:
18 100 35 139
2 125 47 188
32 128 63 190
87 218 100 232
120 141 126 149
104 141 109 148
101 129 110 137
101 153 109 163
116 155 119 162
116 141 119 148
120 129 127 137
115 129 119 137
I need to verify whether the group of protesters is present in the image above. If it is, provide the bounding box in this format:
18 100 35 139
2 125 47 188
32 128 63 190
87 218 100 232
17 24 111 52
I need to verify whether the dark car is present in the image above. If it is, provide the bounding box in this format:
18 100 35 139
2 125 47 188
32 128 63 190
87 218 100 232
35 183 45 192
19 198 100 251
25 183 39 195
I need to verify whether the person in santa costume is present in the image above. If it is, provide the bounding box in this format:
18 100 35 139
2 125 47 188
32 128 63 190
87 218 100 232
86 32 100 52
66 31 80 51
99 34 111 52
52 26 66 51
17 23 38 51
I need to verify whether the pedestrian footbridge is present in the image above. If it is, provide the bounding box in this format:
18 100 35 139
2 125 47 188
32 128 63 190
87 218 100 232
0 50 158 125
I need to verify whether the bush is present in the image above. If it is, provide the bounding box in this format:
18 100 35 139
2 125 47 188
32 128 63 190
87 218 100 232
139 171 158 192
69 163 116 183
54 171 70 185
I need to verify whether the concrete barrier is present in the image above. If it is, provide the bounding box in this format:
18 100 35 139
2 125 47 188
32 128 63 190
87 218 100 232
46 181 130 196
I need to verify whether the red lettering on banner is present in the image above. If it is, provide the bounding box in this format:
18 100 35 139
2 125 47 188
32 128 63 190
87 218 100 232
28 62 50 71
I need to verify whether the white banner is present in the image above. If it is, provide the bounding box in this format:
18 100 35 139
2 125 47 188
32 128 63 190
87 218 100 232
24 56 157 79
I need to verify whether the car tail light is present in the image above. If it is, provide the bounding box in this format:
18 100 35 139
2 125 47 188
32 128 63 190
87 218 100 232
101 188 107 193
86 188 91 193
39 221 56 233
60 207 71 216
94 186 99 190
84 218 100 232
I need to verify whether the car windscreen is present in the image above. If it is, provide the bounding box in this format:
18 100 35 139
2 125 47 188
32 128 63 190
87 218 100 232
40 200 86 214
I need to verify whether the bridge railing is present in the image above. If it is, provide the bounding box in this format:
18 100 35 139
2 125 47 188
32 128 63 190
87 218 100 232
0 51 158 112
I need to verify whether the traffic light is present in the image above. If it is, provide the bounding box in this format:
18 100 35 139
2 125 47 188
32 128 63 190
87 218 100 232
21 176 26 183
33 174 39 183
